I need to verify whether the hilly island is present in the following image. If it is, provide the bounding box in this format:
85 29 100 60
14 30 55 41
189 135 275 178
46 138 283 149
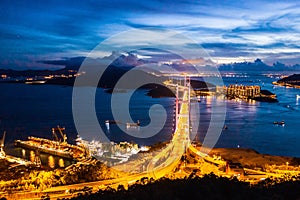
274 74 300 89
0 54 279 102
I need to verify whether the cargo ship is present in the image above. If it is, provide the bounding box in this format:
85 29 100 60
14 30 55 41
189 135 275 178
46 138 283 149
14 126 88 162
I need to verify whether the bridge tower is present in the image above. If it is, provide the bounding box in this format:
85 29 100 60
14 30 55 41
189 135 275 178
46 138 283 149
185 76 191 137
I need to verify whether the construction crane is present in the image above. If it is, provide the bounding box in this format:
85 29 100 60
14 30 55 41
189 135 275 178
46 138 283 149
52 126 67 144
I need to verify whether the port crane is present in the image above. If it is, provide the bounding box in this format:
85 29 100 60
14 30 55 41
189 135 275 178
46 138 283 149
52 126 67 144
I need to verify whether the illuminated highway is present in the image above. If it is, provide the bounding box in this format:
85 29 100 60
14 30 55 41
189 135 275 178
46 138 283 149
10 78 225 200
6 85 192 200
146 88 190 179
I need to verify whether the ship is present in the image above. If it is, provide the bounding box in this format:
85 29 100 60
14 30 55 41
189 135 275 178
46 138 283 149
25 80 46 84
126 120 140 128
273 120 285 126
223 124 228 130
14 126 88 161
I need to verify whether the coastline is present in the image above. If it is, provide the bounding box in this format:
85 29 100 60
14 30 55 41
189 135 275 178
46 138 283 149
1 140 300 199
208 147 300 169
273 73 300 89
273 81 300 89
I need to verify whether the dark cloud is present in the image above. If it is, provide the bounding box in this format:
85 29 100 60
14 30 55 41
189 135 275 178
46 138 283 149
37 57 86 68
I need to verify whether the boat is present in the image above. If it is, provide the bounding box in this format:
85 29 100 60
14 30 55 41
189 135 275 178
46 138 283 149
105 120 122 130
126 120 140 128
25 80 46 84
197 96 201 102
105 120 120 124
273 121 285 126
105 120 110 130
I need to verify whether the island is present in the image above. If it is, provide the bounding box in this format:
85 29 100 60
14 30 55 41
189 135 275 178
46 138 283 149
216 85 278 102
273 74 300 88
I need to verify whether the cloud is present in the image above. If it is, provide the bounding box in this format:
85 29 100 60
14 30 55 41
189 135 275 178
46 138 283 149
0 0 300 69
37 57 85 68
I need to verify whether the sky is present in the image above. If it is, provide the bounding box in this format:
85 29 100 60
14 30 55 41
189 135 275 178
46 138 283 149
1 0 300 69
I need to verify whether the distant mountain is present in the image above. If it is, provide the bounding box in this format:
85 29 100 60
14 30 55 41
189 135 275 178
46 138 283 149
0 52 151 78
2 53 300 79
37 52 153 71
219 58 300 71
0 52 167 89
0 68 72 78
0 57 86 78
102 51 149 69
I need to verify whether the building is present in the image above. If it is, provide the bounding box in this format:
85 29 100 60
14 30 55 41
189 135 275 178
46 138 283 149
226 162 245 178
216 85 261 98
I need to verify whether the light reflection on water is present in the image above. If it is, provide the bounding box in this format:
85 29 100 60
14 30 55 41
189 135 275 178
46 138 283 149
203 73 300 157
0 72 300 157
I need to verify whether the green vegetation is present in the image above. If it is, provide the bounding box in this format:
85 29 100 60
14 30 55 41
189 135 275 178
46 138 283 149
0 159 125 192
209 148 300 170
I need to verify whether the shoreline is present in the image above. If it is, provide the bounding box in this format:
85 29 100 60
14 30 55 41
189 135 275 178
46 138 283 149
1 142 300 198
208 147 300 168
191 142 300 167
273 73 300 89
273 81 300 89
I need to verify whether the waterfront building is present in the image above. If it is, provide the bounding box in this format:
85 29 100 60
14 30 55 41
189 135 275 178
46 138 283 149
216 85 261 98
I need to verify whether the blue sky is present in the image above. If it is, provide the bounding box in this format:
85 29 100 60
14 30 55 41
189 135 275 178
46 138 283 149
1 0 300 69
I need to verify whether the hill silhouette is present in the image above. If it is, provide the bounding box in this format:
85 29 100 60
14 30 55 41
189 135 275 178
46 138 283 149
69 173 300 200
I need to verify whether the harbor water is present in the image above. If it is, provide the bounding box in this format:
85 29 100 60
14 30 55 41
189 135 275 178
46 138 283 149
0 72 300 157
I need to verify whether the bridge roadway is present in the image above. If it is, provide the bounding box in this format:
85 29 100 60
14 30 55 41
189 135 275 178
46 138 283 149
6 89 191 200
146 88 190 179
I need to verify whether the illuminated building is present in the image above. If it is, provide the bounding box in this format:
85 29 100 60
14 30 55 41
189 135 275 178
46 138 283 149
216 85 261 98
226 162 245 178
